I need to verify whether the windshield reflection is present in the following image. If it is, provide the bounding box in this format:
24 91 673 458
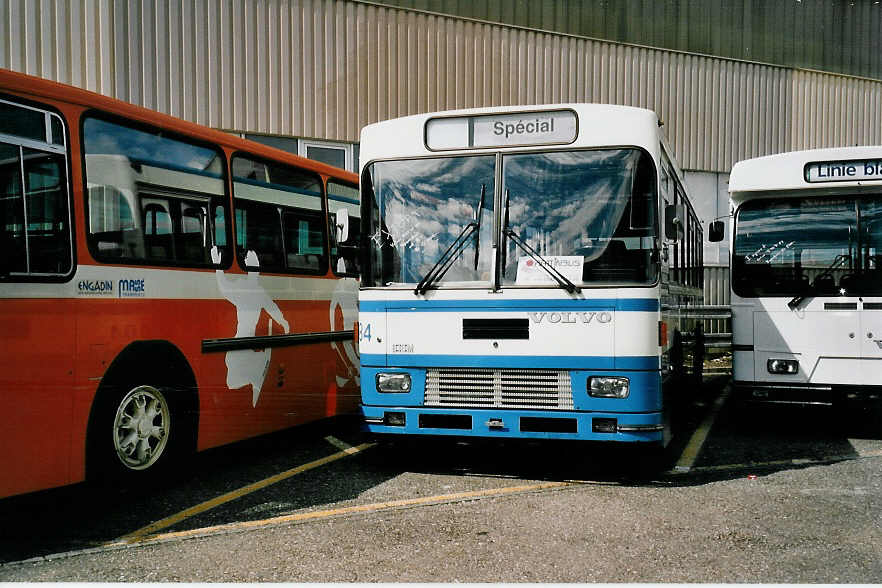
364 156 495 286
501 149 657 286
363 148 658 288
733 196 882 296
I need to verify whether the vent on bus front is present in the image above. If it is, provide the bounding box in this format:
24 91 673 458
462 318 529 340
425 368 573 410
824 302 857 310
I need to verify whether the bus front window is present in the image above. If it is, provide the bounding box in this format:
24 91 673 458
733 196 882 297
363 156 496 288
500 149 658 287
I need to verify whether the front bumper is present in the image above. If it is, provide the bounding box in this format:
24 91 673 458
361 405 664 443
734 382 882 406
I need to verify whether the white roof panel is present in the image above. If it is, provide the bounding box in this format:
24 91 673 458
729 146 882 199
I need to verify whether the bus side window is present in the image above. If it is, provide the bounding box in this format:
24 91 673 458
0 102 73 279
327 180 361 277
143 202 173 260
283 211 325 272
88 185 139 258
232 153 326 274
235 201 285 271
213 204 228 264
83 116 228 268
179 204 208 263
21 150 71 274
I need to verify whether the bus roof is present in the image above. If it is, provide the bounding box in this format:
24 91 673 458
0 68 357 184
729 145 882 199
359 103 663 170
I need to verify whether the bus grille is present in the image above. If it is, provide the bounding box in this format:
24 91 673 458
425 368 574 410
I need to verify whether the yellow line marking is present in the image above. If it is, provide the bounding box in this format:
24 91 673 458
114 442 375 544
109 481 572 547
673 386 730 473
324 435 356 453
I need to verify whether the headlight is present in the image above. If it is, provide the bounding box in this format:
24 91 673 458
767 359 798 375
376 373 412 393
588 376 629 398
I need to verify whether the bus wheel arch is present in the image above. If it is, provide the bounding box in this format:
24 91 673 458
86 340 199 480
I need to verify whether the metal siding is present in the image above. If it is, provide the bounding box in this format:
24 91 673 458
373 0 882 81
703 266 731 335
2 0 881 173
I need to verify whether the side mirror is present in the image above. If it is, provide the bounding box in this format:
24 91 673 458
335 208 350 243
708 220 725 243
665 204 684 241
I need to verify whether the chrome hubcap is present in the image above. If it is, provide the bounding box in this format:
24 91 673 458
113 385 170 470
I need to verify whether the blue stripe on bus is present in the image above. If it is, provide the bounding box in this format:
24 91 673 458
360 353 659 370
359 298 659 313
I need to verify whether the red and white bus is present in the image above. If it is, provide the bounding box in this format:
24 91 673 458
0 69 361 499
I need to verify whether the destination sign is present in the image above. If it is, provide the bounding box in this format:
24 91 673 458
804 159 882 183
426 110 577 150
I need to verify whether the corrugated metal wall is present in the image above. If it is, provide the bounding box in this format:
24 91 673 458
374 0 882 81
2 0 881 172
703 265 731 335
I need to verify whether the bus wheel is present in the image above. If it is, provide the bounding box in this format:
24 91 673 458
111 385 172 472
89 381 183 486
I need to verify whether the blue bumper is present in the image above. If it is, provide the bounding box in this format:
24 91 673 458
361 405 664 442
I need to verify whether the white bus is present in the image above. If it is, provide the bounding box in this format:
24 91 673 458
726 146 882 415
357 104 706 446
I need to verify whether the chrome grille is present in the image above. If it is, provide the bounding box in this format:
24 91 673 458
425 368 574 410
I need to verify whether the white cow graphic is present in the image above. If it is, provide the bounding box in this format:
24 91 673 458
213 247 290 407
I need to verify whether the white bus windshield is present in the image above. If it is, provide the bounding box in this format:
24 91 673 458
733 195 882 297
363 148 658 288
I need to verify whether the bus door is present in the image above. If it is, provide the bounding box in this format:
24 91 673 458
0 101 76 496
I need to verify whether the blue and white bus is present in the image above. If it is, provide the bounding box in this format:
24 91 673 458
357 104 705 446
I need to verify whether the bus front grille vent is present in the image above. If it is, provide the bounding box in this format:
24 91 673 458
425 368 573 410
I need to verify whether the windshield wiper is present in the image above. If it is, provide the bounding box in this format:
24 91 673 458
787 253 851 310
473 184 486 270
501 190 581 294
414 185 486 295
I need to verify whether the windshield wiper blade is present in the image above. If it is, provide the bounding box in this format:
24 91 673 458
414 185 487 295
500 189 511 272
473 184 486 270
788 253 850 310
414 222 476 295
503 225 581 294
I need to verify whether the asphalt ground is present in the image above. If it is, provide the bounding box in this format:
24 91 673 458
1 375 881 582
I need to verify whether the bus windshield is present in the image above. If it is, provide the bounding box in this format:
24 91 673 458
363 148 658 288
733 196 882 297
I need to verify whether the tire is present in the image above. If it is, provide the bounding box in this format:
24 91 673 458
89 382 181 483
111 385 172 472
